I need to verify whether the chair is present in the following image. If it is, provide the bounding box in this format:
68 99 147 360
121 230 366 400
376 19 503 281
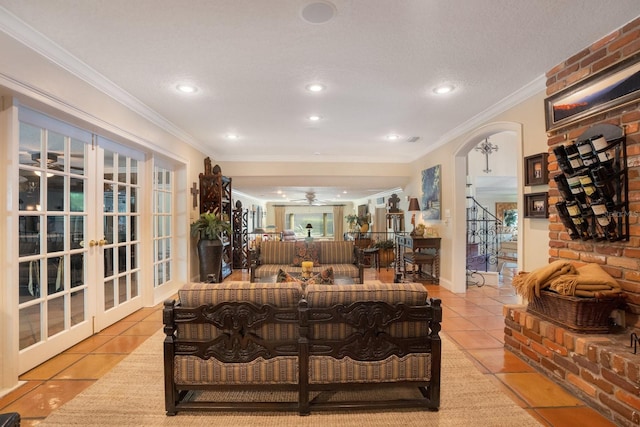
403 248 439 283
0 412 20 427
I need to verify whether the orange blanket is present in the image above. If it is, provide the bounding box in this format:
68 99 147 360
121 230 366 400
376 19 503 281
512 260 576 300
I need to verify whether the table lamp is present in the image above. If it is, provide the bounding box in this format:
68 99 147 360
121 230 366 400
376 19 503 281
408 198 421 236
306 223 313 238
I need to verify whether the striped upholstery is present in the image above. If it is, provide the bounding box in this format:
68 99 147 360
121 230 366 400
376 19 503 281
176 281 301 343
306 282 430 340
305 282 427 307
309 354 432 384
175 355 299 385
317 241 355 264
259 241 297 264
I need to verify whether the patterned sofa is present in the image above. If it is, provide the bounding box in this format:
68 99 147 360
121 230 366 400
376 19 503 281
249 240 364 283
163 281 442 415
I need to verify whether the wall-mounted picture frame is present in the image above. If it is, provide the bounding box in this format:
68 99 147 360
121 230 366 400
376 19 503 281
524 192 548 218
544 51 640 131
524 153 548 186
421 164 441 220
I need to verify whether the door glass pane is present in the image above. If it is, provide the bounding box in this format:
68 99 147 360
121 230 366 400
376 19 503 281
47 175 65 211
47 296 65 337
104 183 115 212
19 260 40 302
70 253 84 288
104 279 114 310
104 150 114 180
47 256 64 296
70 138 85 175
131 271 139 298
70 216 84 250
70 290 85 326
131 216 138 241
19 123 42 166
118 276 127 303
47 215 64 252
104 247 114 278
19 304 42 350
70 178 84 212
104 216 114 244
131 243 138 269
118 155 126 183
130 187 137 213
19 216 40 256
47 131 65 172
19 170 41 210
130 159 137 185
118 185 126 213
118 246 127 273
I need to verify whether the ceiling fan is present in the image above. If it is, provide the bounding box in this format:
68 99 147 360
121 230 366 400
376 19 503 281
290 191 329 206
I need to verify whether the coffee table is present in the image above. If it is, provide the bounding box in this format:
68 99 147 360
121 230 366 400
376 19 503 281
257 274 355 284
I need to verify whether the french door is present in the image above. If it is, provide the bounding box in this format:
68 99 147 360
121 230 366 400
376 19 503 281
17 109 143 372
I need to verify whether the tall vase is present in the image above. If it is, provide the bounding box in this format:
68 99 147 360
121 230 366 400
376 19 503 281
197 238 223 282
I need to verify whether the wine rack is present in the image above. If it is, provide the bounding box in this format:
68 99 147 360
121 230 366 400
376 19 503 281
553 124 629 242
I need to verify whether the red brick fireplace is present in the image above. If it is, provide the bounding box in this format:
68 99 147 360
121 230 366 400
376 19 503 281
505 17 640 427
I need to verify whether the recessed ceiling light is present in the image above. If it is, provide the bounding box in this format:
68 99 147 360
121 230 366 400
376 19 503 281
225 133 239 140
308 115 322 121
306 83 326 93
386 134 400 140
433 84 455 95
176 84 198 93
300 1 337 24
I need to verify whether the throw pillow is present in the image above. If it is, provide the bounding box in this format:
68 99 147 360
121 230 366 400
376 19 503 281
292 241 321 266
276 268 299 283
307 266 335 285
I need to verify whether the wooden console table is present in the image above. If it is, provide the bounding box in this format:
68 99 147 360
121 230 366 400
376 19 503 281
395 235 441 283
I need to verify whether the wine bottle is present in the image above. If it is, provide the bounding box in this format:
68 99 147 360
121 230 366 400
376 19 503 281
577 171 600 202
591 165 616 206
552 145 574 175
564 200 591 240
577 138 598 168
555 201 580 240
553 173 574 201
589 134 615 171
591 198 618 242
565 143 585 172
566 175 589 209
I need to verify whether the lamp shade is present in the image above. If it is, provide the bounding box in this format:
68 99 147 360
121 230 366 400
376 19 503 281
306 223 313 229
408 198 421 212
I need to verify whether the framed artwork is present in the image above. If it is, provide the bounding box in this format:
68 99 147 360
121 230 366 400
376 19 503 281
495 202 517 227
524 153 549 186
524 192 548 218
545 51 640 131
421 164 441 220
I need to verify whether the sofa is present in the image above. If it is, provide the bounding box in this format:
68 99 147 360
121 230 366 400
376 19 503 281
163 281 442 415
249 240 364 283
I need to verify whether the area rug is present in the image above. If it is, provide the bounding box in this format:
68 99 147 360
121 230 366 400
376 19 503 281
39 331 540 427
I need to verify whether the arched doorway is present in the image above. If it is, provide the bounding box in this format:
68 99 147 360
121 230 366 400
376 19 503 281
451 122 523 294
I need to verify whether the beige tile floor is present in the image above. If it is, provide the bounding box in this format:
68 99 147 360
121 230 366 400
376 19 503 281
0 268 617 426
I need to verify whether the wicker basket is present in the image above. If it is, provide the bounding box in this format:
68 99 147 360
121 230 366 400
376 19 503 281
527 290 625 333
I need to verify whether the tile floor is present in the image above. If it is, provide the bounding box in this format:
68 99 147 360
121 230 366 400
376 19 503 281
0 268 617 426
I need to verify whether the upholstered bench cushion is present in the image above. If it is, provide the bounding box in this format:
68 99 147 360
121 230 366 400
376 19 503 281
305 282 427 307
317 241 355 264
253 264 360 279
177 282 302 340
175 355 299 385
309 354 432 384
259 241 297 264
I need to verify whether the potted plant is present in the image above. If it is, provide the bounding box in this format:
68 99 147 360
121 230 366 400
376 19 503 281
373 239 395 267
345 214 359 232
191 211 232 282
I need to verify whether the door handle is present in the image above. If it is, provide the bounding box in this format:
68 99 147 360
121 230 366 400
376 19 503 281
98 239 107 246
89 240 97 247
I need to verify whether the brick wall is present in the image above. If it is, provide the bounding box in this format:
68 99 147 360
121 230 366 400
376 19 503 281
505 306 640 426
546 18 640 327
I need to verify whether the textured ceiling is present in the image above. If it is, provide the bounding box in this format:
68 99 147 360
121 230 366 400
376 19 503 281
0 1 638 202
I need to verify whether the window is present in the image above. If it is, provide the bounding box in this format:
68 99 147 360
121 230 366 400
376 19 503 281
152 165 174 287
290 212 334 237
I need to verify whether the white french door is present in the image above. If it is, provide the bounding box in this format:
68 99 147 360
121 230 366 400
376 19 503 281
16 109 144 372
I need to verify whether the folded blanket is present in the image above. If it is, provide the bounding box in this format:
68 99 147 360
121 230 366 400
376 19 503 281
512 260 576 300
549 263 621 297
